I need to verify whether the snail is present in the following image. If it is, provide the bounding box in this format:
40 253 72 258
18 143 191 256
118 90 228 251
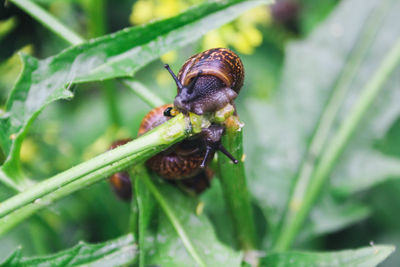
108 105 214 199
108 139 133 201
164 47 243 167
139 104 215 192
109 48 244 199
138 104 213 179
164 47 244 115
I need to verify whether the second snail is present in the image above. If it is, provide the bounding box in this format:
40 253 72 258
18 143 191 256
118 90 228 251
109 48 244 200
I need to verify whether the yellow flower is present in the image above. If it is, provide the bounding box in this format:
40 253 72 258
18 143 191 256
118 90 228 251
20 138 38 163
156 69 174 86
202 30 228 50
160 50 178 63
130 0 271 55
130 1 155 25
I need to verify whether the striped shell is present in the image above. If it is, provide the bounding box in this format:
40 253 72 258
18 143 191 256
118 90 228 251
138 104 212 180
177 48 244 94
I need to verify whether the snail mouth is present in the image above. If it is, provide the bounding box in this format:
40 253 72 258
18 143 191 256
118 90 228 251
174 88 198 113
173 96 190 114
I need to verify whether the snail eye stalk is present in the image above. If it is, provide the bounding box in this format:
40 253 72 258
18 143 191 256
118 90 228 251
200 144 238 169
164 64 184 91
218 144 239 164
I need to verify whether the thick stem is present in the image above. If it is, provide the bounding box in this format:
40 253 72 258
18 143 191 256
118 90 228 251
0 114 187 219
0 152 140 235
217 117 257 251
273 36 400 251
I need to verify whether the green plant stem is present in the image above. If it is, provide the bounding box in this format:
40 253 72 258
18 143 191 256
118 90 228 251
9 0 84 45
134 166 153 267
120 79 166 108
129 184 139 237
0 114 187 219
86 0 107 38
102 80 123 126
273 36 400 251
0 152 144 235
85 0 122 126
138 166 206 267
273 1 391 251
217 118 257 251
128 168 140 240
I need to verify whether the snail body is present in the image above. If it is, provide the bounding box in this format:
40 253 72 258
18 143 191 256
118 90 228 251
165 48 244 115
138 104 214 180
107 104 216 200
148 48 243 181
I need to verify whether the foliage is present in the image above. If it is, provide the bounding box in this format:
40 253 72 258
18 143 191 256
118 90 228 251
261 245 395 267
241 0 400 250
1 234 137 266
0 0 399 266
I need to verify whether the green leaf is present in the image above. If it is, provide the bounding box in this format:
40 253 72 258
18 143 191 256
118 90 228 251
331 149 400 196
305 195 370 238
260 245 395 267
0 233 137 266
0 0 271 184
239 0 400 244
375 117 400 158
135 171 242 267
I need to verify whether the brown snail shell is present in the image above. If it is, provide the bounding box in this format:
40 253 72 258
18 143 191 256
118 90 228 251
169 48 244 115
138 104 214 180
178 48 244 94
108 139 133 201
